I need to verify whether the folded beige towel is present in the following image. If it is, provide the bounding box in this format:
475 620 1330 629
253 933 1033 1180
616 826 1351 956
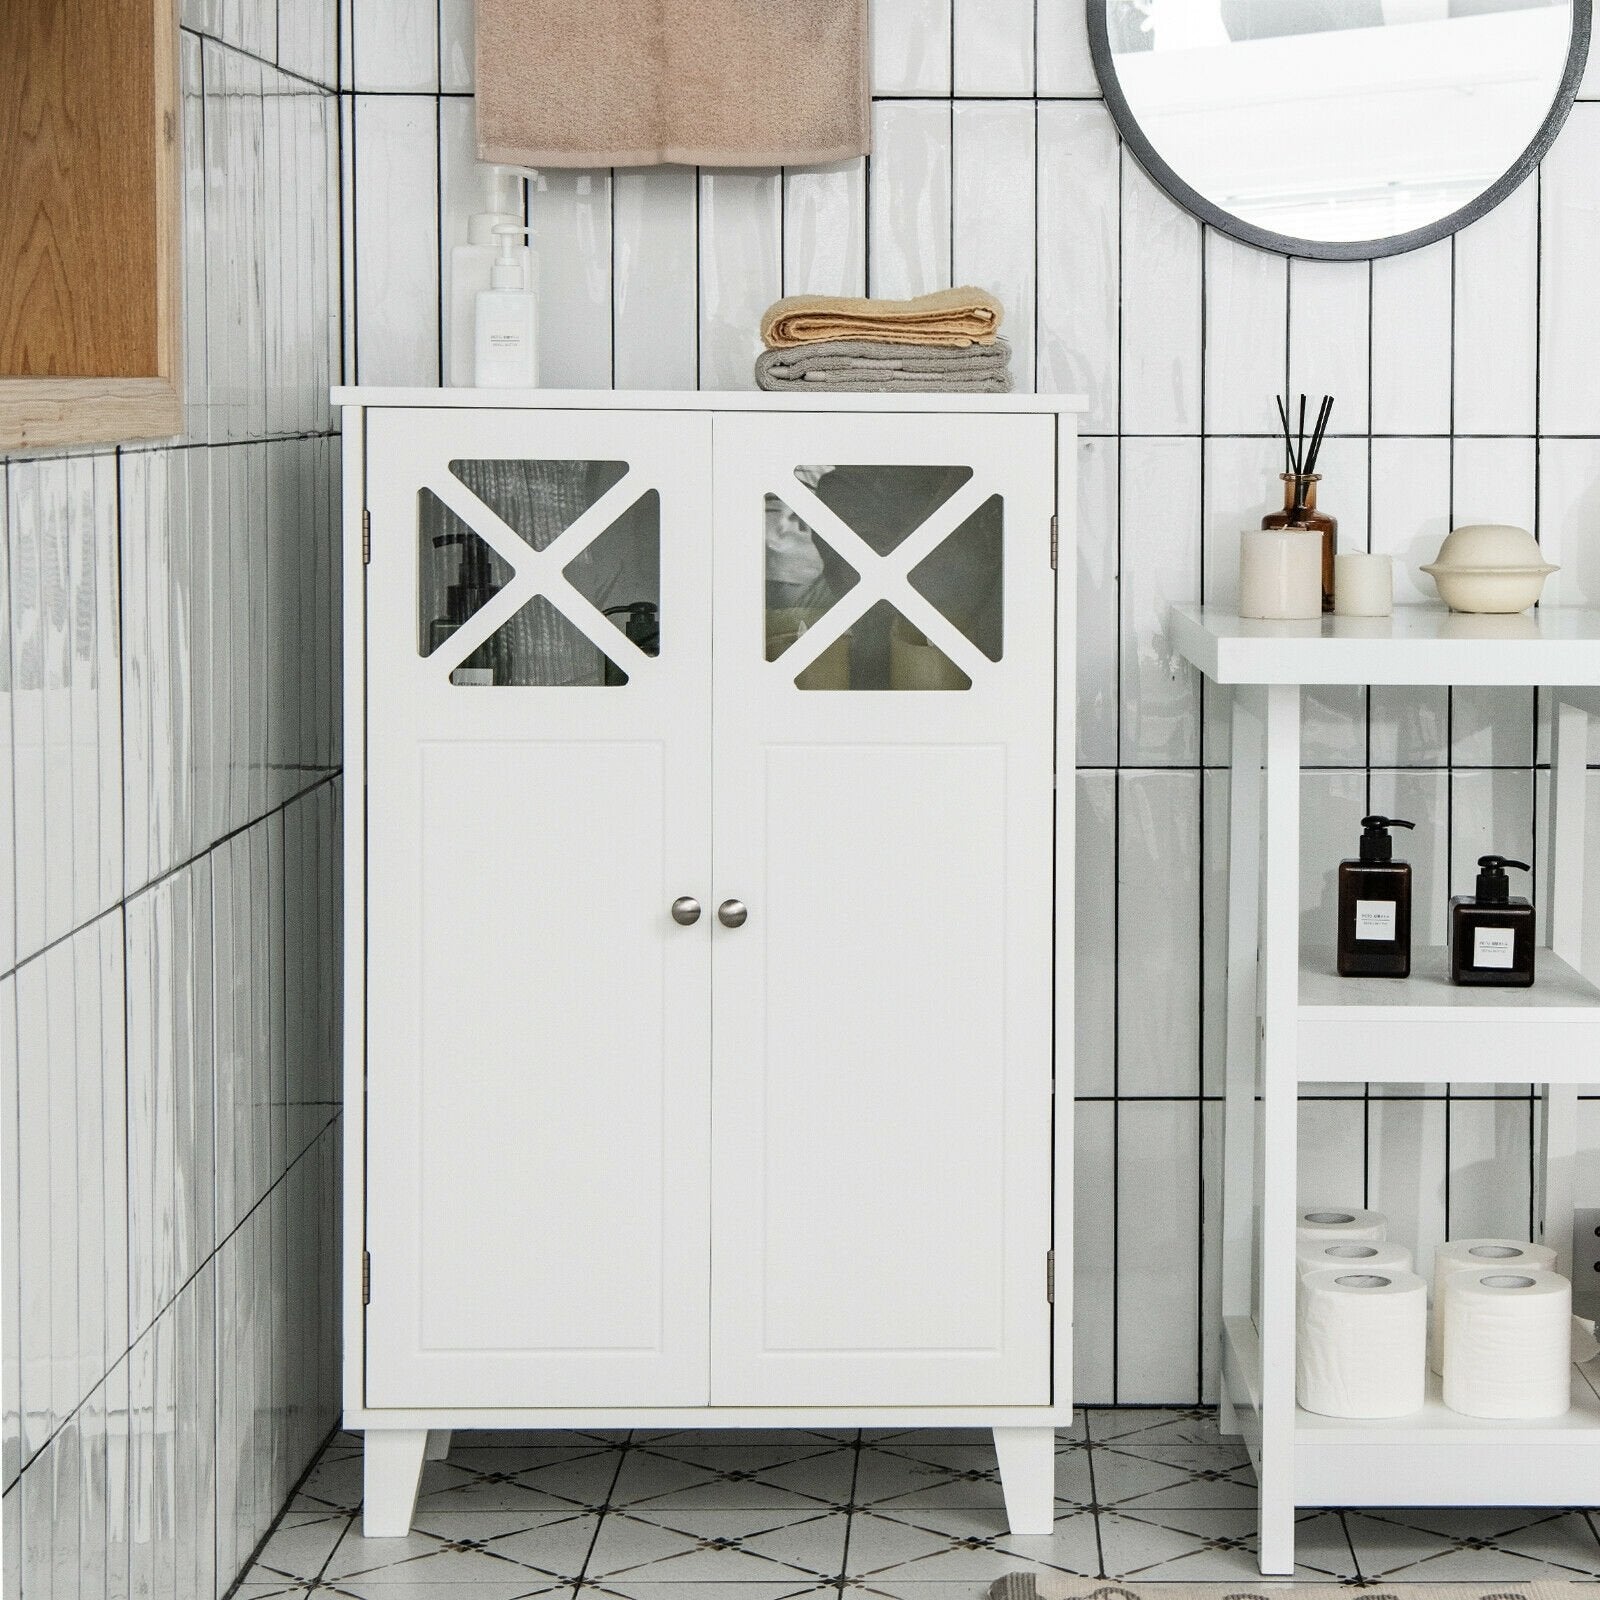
755 337 1013 393
476 0 870 169
760 287 1005 350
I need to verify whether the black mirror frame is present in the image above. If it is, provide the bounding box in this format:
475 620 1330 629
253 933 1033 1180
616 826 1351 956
1087 1 1593 260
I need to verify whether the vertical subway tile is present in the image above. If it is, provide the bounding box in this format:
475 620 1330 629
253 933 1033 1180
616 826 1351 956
953 0 1033 95
440 0 475 92
1200 769 1229 1098
1369 769 1451 958
1367 1097 1448 1280
7 460 47 962
1456 174 1539 435
871 0 953 94
1539 437 1600 607
1 974 17 1489
1299 771 1365 956
1116 1099 1201 1402
1371 239 1452 436
0 471 13 977
782 159 867 301
1299 1099 1368 1214
1287 258 1370 434
1075 772 1116 1100
1119 436 1201 766
1203 231 1287 437
1451 768 1536 900
1075 436 1119 768
1116 771 1201 1097
697 170 780 390
1370 437 1451 768
1540 104 1600 434
952 103 1035 388
437 95 488 387
1072 1099 1115 1405
1037 103 1119 426
868 100 953 300
1447 1099 1534 1236
1038 0 1097 95
1120 153 1202 434
530 168 615 388
350 0 438 91
1451 438 1537 767
353 95 441 386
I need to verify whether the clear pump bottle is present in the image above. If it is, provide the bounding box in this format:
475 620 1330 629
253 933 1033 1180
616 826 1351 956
473 224 538 388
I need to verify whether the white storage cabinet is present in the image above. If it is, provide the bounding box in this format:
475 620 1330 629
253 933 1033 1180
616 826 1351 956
336 390 1085 1538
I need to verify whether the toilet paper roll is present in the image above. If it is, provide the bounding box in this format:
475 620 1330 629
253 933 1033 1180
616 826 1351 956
1442 1268 1571 1419
1297 1207 1387 1243
1297 1267 1428 1419
1297 1239 1413 1279
1430 1238 1556 1375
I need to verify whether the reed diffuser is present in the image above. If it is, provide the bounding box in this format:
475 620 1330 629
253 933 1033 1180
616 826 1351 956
1264 393 1337 612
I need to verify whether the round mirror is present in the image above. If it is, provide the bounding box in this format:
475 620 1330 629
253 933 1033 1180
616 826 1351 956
1090 0 1591 259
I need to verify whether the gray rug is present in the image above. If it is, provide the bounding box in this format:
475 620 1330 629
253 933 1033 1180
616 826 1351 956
987 1582 1567 1600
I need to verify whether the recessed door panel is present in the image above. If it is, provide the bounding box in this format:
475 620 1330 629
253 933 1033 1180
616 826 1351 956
363 408 712 1407
710 413 1057 1406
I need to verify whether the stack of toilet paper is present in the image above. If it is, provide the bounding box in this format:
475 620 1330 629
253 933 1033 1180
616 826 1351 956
1293 1207 1589 1421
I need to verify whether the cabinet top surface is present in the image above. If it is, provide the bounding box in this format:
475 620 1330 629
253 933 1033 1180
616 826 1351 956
1171 603 1600 687
332 386 1088 415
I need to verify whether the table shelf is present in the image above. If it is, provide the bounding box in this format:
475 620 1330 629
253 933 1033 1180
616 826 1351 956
1224 1317 1600 1506
1298 947 1600 1083
1171 606 1600 1572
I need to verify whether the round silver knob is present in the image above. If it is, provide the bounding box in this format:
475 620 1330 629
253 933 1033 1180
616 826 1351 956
717 899 749 929
671 896 701 926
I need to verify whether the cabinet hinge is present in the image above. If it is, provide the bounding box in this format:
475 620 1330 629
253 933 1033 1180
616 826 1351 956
362 1251 371 1305
362 508 371 565
1046 1249 1056 1304
1049 514 1058 570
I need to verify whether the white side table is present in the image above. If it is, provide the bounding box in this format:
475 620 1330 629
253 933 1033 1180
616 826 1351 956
1170 604 1600 1576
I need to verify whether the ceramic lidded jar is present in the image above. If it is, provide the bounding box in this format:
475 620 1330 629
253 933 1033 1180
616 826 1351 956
1421 523 1558 614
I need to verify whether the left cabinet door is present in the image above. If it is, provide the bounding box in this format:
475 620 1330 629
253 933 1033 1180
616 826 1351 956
361 408 714 1408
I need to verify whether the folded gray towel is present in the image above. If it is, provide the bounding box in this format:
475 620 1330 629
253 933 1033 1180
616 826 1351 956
755 336 1013 393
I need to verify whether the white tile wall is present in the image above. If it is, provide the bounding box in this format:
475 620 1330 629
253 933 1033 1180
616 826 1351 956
2 2 344 1594
337 0 1600 1404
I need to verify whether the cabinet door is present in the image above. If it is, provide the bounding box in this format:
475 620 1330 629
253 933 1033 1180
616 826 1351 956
709 413 1057 1406
362 408 713 1407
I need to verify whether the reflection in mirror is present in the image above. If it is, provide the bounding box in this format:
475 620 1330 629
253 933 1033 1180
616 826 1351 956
1094 0 1587 255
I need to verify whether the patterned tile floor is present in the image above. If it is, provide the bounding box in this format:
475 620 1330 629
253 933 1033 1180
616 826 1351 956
235 1409 1600 1598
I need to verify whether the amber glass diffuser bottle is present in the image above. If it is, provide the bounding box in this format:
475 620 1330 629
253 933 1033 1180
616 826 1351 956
1263 473 1337 613
1269 393 1338 611
1337 815 1414 978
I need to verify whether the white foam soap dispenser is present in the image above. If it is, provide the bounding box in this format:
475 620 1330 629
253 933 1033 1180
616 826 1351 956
447 165 527 386
474 223 538 388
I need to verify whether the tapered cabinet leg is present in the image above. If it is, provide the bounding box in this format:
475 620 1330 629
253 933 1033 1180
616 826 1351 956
993 1426 1056 1536
363 1429 429 1537
423 1429 452 1461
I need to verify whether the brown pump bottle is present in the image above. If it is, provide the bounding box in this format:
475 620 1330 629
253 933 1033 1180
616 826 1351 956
1337 815 1415 978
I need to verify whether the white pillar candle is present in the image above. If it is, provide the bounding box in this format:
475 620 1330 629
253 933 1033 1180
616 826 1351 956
1239 529 1322 620
1334 552 1394 618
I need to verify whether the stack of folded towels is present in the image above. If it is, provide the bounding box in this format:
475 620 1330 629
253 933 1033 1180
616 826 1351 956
754 286 1012 393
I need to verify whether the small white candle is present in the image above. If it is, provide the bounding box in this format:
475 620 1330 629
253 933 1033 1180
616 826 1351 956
1239 529 1322 620
1334 552 1394 618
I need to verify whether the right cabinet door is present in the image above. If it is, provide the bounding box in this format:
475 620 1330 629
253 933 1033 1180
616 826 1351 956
709 412 1057 1406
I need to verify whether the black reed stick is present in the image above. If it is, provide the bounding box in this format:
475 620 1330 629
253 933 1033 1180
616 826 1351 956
1276 394 1295 475
1304 395 1335 477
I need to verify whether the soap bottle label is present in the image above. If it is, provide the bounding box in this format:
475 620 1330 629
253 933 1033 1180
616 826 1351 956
1354 900 1397 941
1472 927 1515 969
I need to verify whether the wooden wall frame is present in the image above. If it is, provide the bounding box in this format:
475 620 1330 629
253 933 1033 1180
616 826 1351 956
0 0 182 451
